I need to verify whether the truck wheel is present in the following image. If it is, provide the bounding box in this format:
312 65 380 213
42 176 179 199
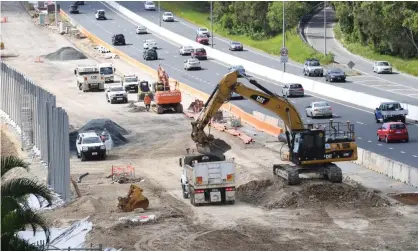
76 151 80 158
77 82 82 90
182 185 189 199
190 192 195 206
228 200 235 205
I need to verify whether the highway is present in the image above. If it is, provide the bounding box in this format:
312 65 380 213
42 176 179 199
304 6 418 105
61 1 418 166
115 1 418 106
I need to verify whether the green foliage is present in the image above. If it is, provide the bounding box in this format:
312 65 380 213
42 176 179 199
333 1 418 59
1 156 53 251
161 1 332 65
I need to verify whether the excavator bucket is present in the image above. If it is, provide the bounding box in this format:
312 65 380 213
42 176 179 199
117 184 150 212
187 99 204 113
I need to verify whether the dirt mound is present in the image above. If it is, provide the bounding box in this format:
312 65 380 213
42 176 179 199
236 179 390 209
127 103 147 112
69 119 129 151
44 46 87 61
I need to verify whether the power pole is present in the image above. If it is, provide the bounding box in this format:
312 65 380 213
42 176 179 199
282 1 286 72
159 1 161 27
210 1 213 48
55 1 58 27
324 1 327 55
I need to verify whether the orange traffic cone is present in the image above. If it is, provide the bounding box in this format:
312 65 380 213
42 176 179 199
34 56 44 63
1 17 8 23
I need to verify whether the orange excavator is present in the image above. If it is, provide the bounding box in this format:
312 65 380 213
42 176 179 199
149 65 183 114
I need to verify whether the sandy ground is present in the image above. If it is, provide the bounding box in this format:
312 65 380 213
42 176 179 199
2 2 418 250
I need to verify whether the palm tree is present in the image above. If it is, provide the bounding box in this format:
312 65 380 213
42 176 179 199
1 156 54 251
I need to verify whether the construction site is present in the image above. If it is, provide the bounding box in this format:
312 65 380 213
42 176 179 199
2 2 418 250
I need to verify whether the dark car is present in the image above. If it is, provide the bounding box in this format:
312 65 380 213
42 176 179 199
74 1 84 5
229 41 243 51
69 5 79 14
325 68 346 82
229 65 246 78
143 48 158 60
191 48 207 60
196 34 209 45
112 34 126 46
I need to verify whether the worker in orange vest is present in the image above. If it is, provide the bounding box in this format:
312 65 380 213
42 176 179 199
144 94 151 111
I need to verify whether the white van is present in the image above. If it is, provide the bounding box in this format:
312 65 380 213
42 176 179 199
98 63 116 83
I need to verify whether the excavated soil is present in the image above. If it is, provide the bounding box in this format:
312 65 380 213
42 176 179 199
44 46 87 61
1 125 19 157
127 103 147 112
236 179 391 209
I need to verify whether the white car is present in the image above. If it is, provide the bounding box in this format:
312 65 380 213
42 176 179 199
122 74 139 93
184 58 201 71
136 25 147 34
162 12 174 22
179 45 194 55
196 27 210 37
76 131 107 161
143 39 158 50
95 10 106 20
305 101 333 118
144 1 156 11
373 61 392 74
105 86 128 104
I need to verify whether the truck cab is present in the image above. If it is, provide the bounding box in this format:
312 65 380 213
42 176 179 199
121 74 139 93
180 153 236 206
98 63 115 83
74 65 105 92
374 102 408 123
76 131 107 161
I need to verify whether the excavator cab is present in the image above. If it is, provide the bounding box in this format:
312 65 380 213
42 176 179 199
290 129 326 165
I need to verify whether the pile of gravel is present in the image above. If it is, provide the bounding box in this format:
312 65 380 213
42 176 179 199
44 46 87 61
69 119 129 151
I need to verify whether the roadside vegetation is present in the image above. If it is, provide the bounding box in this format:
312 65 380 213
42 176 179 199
332 2 418 76
161 1 334 65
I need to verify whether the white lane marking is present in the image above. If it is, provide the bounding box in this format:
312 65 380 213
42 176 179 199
390 89 415 91
356 121 364 125
377 144 382 146
353 80 379 84
216 73 219 75
369 84 401 87
413 155 418 158
368 140 372 143
389 147 393 150
401 151 406 154
357 137 362 140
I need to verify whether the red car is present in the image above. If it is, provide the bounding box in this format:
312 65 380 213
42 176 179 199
377 122 409 143
191 48 207 60
196 34 209 45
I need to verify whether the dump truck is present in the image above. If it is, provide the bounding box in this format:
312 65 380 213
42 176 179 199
180 152 236 206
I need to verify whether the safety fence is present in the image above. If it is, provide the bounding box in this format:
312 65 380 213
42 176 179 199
35 240 103 251
0 62 70 201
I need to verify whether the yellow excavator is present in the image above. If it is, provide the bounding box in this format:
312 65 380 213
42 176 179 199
190 71 358 185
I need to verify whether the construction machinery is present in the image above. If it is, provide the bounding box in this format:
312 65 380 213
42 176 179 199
137 80 153 102
150 65 183 114
189 71 358 185
117 184 149 212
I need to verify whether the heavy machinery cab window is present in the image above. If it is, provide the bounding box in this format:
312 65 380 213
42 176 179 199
82 137 101 144
140 82 150 91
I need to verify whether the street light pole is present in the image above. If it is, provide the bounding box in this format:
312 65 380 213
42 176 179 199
324 1 327 55
159 1 161 27
282 1 286 72
210 1 213 48
55 1 58 27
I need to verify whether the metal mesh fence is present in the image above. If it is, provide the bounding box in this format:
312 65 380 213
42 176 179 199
0 62 70 202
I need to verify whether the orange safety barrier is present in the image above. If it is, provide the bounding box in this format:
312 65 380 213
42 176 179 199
111 164 135 181
60 10 283 138
210 123 227 132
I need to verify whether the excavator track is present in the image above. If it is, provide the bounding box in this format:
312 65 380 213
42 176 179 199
324 163 343 183
273 164 301 185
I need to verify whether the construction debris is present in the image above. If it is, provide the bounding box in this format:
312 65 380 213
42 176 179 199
44 46 87 61
77 172 89 183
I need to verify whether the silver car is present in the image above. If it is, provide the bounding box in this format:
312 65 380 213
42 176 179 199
373 61 392 74
283 83 304 97
179 45 194 55
305 101 333 118
229 41 243 51
136 25 147 34
184 58 201 71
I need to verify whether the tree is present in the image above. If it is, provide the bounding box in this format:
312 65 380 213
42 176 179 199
1 156 54 251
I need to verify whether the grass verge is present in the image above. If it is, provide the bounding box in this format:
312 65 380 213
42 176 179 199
333 23 418 76
161 2 334 65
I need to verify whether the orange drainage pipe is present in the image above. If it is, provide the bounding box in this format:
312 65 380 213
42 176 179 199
61 10 283 138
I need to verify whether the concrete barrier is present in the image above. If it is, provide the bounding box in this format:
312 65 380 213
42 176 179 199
60 10 283 137
106 1 418 122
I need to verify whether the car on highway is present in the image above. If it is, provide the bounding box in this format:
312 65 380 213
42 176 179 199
95 10 106 20
191 48 207 60
121 74 139 93
324 68 346 82
74 1 84 5
305 101 333 118
374 101 408 123
144 1 156 11
162 12 174 22
195 34 209 45
143 48 158 61
303 58 324 77
136 25 147 34
377 122 409 143
143 39 158 50
184 58 201 71
282 83 304 97
229 41 243 51
105 86 128 104
69 5 79 14
229 65 246 78
112 34 126 46
179 45 194 56
196 27 211 37
373 61 392 74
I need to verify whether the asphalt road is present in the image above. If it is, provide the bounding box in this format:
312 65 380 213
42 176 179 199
116 1 418 106
61 1 418 167
305 6 418 105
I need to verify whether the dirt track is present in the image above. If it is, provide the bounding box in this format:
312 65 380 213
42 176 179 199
2 2 418 250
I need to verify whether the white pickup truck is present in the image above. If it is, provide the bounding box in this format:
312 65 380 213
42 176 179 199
74 65 105 92
180 153 236 206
